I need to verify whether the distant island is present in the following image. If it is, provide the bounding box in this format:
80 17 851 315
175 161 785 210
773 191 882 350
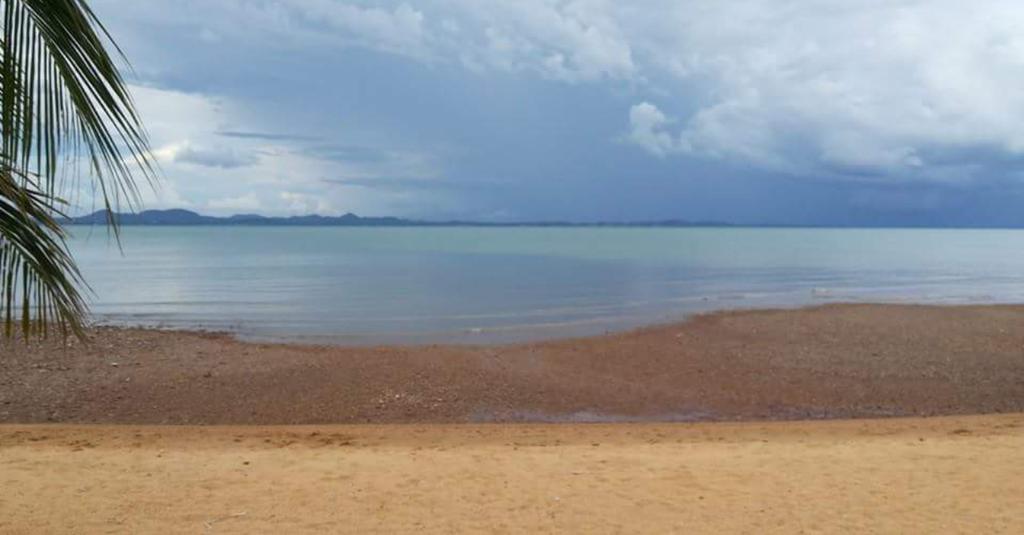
65 209 734 228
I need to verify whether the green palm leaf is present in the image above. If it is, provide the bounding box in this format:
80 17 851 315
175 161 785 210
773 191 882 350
1 0 154 339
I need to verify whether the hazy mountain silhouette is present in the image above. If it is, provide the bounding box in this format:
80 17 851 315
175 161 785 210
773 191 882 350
66 209 732 227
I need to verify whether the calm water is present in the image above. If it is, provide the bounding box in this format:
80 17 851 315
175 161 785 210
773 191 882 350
67 226 1024 344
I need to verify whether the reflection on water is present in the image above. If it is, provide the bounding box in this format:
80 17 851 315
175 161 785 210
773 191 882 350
68 226 1024 344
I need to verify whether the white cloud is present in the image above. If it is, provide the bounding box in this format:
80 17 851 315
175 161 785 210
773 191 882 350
174 144 258 169
75 84 448 216
207 193 262 212
616 0 1024 181
149 141 258 169
625 102 681 157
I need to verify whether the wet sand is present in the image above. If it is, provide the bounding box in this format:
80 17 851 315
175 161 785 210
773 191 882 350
1 414 1022 533
3 304 1024 424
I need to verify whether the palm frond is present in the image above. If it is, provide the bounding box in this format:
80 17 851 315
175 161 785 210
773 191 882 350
1 0 154 339
0 162 85 338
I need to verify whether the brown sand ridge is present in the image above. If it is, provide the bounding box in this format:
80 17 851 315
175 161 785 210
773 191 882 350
2 303 1024 424
1 414 1022 533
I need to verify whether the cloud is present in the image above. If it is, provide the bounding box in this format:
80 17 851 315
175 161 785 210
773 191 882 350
284 1 427 56
87 0 1024 224
216 130 320 142
323 176 504 192
99 0 431 60
279 191 334 214
95 0 636 82
115 0 1024 183
207 193 262 212
173 144 258 169
625 102 682 157
616 0 1024 182
447 1 636 81
305 145 408 164
301 144 442 179
848 188 943 214
116 84 447 217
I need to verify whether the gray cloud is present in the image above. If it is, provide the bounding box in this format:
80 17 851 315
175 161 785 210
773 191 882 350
303 144 397 164
216 130 320 142
89 0 1024 225
174 145 258 169
105 0 1024 184
324 176 507 192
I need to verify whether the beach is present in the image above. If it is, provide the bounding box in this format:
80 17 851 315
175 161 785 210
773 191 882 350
3 304 1024 424
2 414 1022 533
3 303 1024 532
3 1 1022 531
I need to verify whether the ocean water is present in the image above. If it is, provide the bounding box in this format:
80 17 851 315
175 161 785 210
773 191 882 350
67 226 1024 344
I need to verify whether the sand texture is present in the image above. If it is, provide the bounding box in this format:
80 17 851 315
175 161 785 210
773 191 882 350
3 304 1024 424
1 414 1022 533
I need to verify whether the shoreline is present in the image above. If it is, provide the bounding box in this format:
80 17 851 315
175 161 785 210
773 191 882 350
2 413 1022 532
3 303 1024 424
85 299 1023 347
86 299 1024 347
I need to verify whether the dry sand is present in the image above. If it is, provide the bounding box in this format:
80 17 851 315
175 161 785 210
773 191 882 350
1 413 1022 534
3 304 1024 424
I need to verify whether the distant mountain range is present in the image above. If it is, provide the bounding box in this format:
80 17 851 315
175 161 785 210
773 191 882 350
65 209 733 227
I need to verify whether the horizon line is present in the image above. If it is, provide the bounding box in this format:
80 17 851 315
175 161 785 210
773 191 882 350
63 208 1024 230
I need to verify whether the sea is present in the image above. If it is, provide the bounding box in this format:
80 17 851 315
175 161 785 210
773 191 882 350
67 226 1024 344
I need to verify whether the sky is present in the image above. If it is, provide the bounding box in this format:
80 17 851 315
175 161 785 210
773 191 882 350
83 0 1024 226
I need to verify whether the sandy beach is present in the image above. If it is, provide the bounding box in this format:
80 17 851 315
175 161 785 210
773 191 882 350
3 0 1022 531
3 304 1024 532
3 304 1024 424
2 414 1022 533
